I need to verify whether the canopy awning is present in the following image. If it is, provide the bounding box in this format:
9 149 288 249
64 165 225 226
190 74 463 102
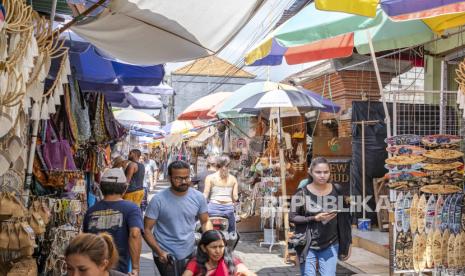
71 0 265 64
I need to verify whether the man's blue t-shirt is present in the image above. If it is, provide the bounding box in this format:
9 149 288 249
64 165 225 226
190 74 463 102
83 200 143 273
145 188 208 260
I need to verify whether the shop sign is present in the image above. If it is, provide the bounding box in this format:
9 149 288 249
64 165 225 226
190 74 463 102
327 158 351 195
313 136 352 157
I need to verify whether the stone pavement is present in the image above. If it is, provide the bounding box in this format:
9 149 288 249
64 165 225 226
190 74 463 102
140 183 356 276
140 232 355 276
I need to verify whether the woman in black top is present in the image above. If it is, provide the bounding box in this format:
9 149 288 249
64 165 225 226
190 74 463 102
290 157 352 276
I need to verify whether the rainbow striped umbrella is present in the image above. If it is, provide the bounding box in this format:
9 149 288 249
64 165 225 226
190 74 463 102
315 0 465 19
246 2 465 66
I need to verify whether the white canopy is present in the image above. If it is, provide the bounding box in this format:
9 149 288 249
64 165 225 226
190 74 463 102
72 0 264 65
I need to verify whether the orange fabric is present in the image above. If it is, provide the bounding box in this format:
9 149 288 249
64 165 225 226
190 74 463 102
284 33 354 65
390 2 465 21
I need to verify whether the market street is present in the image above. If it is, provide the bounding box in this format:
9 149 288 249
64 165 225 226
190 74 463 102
140 233 356 276
141 185 357 276
2 1 465 276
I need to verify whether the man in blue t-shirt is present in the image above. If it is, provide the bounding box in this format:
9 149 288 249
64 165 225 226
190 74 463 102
83 168 143 275
143 160 213 276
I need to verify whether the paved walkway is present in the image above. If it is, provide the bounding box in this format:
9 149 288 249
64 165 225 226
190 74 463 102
140 232 355 276
140 181 356 276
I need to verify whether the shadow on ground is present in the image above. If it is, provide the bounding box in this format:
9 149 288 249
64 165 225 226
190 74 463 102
255 264 355 276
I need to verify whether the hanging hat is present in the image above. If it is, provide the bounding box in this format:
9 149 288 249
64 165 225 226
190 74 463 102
12 156 24 173
6 136 22 163
0 150 10 176
0 111 12 138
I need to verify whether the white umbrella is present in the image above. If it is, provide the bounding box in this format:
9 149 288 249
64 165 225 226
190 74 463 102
72 0 265 64
114 109 160 127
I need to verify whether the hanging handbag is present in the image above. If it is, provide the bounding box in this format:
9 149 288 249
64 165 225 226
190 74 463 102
40 120 77 171
102 94 127 141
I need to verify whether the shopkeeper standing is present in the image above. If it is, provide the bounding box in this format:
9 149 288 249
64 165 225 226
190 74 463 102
124 149 146 207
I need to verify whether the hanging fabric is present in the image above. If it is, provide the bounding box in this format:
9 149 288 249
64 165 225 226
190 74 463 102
69 76 91 144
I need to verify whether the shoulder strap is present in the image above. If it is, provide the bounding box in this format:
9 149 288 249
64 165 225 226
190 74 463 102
332 183 343 196
296 187 309 216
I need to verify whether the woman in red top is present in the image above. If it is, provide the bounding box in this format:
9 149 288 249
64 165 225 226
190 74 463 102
182 230 255 276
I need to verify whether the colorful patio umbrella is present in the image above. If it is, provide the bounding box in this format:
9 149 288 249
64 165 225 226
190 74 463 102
245 3 465 66
178 92 233 120
315 0 465 19
217 81 340 118
113 109 160 127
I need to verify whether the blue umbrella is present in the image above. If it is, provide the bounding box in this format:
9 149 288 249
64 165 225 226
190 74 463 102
301 88 340 113
69 46 165 86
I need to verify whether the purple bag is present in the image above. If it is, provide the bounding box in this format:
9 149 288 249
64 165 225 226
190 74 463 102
41 120 77 171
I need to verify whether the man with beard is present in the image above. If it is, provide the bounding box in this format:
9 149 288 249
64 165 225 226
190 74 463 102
143 160 212 275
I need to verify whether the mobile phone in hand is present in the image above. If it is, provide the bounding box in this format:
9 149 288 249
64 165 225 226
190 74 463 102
328 210 341 214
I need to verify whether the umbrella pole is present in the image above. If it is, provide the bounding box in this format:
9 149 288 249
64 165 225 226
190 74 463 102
277 108 290 260
365 30 391 138
362 121 366 220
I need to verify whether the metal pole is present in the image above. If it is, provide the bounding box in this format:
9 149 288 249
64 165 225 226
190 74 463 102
55 0 107 36
440 60 447 134
393 91 397 136
25 102 42 204
366 30 392 138
361 121 366 219
277 107 289 260
50 0 58 27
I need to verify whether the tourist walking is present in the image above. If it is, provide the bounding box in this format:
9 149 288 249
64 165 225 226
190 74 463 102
83 168 143 275
143 160 213 276
203 155 239 233
124 149 146 207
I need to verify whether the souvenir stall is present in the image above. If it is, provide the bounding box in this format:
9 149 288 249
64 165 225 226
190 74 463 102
187 125 221 174
382 53 465 274
30 75 127 274
225 115 308 240
1 1 128 273
386 134 465 274
0 1 62 274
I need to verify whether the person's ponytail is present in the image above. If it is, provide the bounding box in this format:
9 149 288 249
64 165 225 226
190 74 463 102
99 232 119 270
65 233 120 271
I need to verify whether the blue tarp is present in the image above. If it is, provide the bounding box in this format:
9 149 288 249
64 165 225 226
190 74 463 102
48 40 164 87
69 46 165 86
